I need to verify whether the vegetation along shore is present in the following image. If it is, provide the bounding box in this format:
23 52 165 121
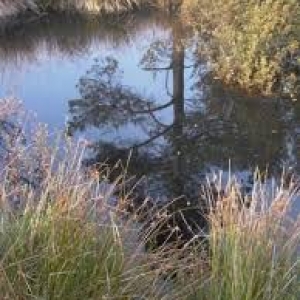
0 98 299 299
0 0 299 299
0 0 298 96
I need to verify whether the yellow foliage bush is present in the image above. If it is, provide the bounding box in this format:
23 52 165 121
182 0 300 96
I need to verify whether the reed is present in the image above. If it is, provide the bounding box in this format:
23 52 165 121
0 98 177 299
0 98 299 299
0 0 155 19
181 173 300 299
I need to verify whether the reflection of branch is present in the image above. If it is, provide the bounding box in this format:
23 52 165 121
132 100 172 128
142 64 173 71
149 110 169 128
187 119 235 141
223 99 234 120
165 69 173 97
184 65 195 69
129 100 173 114
130 125 173 150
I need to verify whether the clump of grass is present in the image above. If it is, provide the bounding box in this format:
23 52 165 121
181 172 300 299
0 0 154 19
36 0 147 13
0 99 178 299
0 0 38 19
0 155 175 299
1 99 300 299
0 207 126 299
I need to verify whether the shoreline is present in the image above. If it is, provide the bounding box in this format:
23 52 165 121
0 0 159 31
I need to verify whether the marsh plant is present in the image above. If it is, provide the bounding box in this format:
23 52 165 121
0 98 299 299
0 0 155 18
183 0 300 97
180 173 300 299
36 0 152 13
0 98 178 299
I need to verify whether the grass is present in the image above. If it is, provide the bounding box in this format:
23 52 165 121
36 0 152 14
0 98 299 299
181 173 300 299
0 98 177 299
0 209 125 298
0 0 157 19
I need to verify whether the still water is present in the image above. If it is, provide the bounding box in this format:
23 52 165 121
1 13 300 212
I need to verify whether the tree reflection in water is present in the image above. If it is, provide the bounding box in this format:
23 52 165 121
67 18 300 243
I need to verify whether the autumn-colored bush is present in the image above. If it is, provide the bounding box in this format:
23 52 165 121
182 0 300 97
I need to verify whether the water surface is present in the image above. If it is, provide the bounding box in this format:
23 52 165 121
1 13 300 215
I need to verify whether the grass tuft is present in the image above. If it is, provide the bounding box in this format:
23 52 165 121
183 172 300 299
0 98 299 299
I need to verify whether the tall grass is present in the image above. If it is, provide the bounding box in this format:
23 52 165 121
182 173 300 299
0 0 155 19
0 98 299 299
36 0 152 14
0 98 177 299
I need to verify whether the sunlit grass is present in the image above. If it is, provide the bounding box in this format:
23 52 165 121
182 172 300 299
0 0 156 18
0 98 299 299
0 98 176 299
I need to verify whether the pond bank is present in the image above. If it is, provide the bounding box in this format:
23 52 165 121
1 0 299 98
0 0 165 30
0 97 299 299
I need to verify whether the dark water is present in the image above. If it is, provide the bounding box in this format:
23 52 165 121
1 13 300 215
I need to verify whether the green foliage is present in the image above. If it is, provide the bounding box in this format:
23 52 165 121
0 157 174 299
0 100 174 299
1 87 300 299
183 0 300 96
0 211 125 299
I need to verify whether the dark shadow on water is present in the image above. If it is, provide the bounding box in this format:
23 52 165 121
66 16 300 242
1 11 300 242
0 10 170 64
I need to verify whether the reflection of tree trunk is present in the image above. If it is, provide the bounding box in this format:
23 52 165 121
169 22 206 241
172 21 185 200
223 97 234 120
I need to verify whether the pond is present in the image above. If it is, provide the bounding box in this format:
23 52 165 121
1 12 300 215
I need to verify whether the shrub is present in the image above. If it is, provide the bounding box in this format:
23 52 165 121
182 0 300 96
